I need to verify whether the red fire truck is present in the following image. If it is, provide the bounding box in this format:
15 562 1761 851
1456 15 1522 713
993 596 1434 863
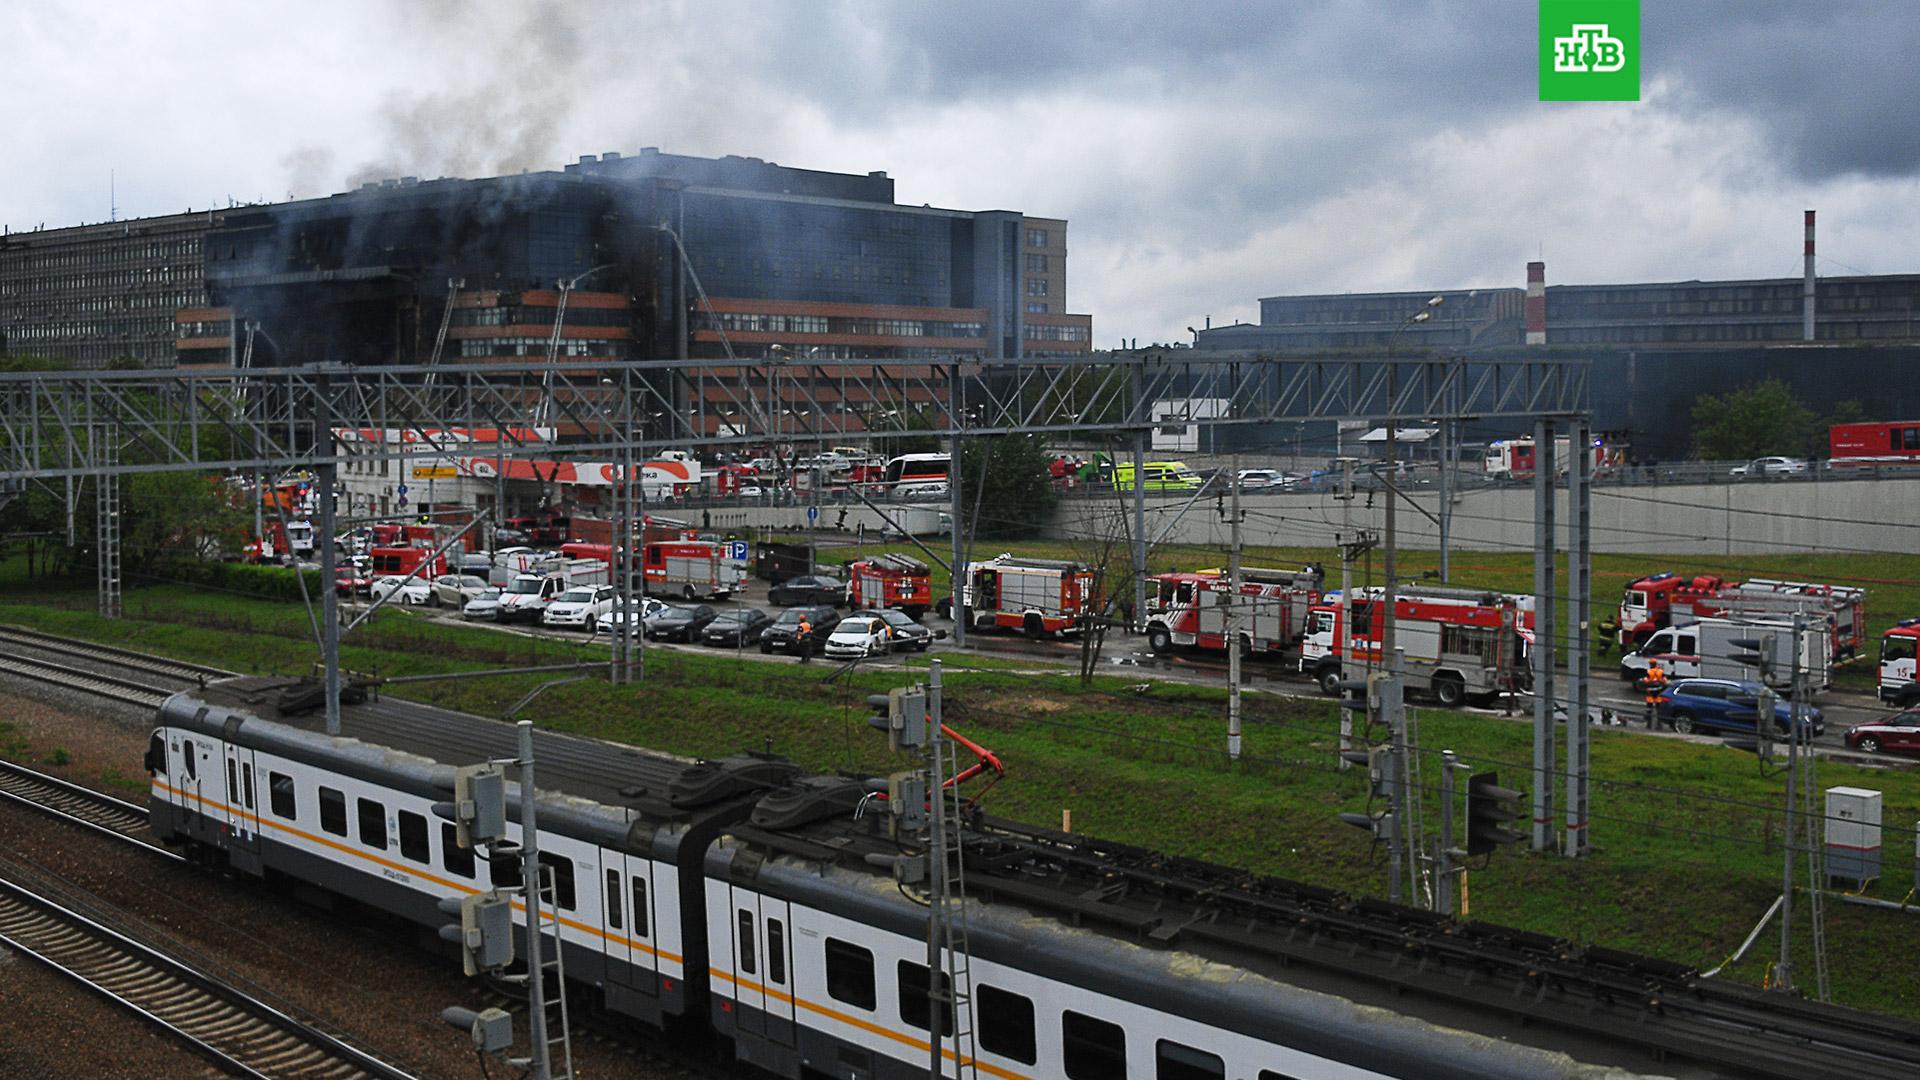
642 537 747 600
1615 573 1866 658
368 545 448 579
1829 421 1920 466
1483 436 1612 479
846 554 933 618
1880 620 1920 706
1142 566 1324 656
945 554 1096 637
1300 585 1533 707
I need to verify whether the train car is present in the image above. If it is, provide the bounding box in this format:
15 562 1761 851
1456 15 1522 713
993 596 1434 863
143 680 1919 1079
1829 420 1920 465
146 677 796 1027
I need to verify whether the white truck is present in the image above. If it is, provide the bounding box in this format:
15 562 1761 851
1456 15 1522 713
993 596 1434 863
495 558 610 623
1619 616 1832 692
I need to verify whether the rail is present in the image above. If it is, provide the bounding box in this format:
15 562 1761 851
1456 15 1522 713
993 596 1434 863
0 624 237 683
0 652 177 708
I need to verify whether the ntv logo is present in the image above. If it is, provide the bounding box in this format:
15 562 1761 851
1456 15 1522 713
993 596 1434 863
1539 1 1639 101
1553 24 1626 73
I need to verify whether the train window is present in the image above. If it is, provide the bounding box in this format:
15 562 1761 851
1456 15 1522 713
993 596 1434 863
1062 1011 1127 1079
440 824 475 878
605 870 623 931
539 852 575 910
226 759 238 802
397 811 429 863
147 734 167 777
737 911 757 975
1258 1071 1304 1080
319 787 346 836
242 765 255 809
267 772 295 819
357 798 387 848
1905 426 1920 451
182 740 196 779
823 938 876 1010
977 984 1036 1065
630 878 649 936
1156 1039 1224 1080
896 960 954 1034
766 918 786 986
492 850 522 888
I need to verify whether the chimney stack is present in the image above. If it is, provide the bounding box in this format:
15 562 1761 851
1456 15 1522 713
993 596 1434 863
1803 210 1816 341
1525 260 1547 345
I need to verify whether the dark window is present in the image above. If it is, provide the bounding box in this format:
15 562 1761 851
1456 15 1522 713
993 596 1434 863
738 910 757 975
1063 1011 1127 1079
148 733 167 776
357 798 387 848
440 823 475 878
1259 1071 1303 1080
225 758 237 802
319 787 347 836
606 870 623 931
182 739 196 779
977 984 1036 1065
823 938 876 1010
491 850 522 889
398 810 429 863
241 764 254 808
767 918 786 986
631 877 649 936
1157 1039 1224 1080
540 852 575 910
897 960 953 1034
268 771 295 819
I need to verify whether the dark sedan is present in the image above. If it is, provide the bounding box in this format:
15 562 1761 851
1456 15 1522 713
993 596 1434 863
645 604 718 643
768 575 846 608
854 608 936 652
702 608 773 648
1844 708 1920 756
760 605 842 655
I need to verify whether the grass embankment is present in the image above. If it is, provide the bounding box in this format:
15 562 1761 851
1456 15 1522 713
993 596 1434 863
3 561 1920 1020
803 536 1920 695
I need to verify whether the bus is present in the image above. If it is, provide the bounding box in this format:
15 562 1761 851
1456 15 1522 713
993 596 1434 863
884 453 950 500
1111 460 1204 492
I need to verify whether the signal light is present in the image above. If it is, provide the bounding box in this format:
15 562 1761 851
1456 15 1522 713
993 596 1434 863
865 686 928 752
437 892 514 976
433 763 507 849
1339 810 1392 837
441 1006 513 1053
1465 771 1526 856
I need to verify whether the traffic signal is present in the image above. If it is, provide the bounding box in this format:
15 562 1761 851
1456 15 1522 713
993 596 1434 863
433 763 507 849
866 686 928 751
438 892 514 976
1465 771 1526 856
440 1006 513 1053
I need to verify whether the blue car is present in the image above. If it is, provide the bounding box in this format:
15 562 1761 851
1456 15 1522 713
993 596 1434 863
1656 678 1824 738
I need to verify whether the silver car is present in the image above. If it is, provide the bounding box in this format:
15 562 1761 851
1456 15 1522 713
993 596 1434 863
462 587 504 620
431 573 492 607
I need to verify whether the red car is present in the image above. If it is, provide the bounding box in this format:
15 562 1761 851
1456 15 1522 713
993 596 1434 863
1844 708 1920 756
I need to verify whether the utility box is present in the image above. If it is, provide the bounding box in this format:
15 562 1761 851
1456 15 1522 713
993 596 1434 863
1825 786 1882 886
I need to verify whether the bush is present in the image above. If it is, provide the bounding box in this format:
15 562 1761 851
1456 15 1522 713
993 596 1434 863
161 560 325 603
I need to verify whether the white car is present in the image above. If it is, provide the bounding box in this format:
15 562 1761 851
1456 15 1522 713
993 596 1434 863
463 588 504 620
1235 468 1297 491
431 573 492 607
824 615 893 659
542 585 617 628
370 575 432 605
1729 456 1808 479
596 597 671 638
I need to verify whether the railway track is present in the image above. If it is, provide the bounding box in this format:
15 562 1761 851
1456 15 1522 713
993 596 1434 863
0 624 236 685
0 757 172 857
0 864 419 1080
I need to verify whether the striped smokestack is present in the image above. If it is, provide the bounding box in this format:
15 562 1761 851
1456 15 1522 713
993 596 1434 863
1803 210 1816 341
1525 260 1546 345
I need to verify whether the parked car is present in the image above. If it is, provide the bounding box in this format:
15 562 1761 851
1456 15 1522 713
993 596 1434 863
1729 456 1808 479
334 568 374 597
542 585 617 629
702 608 773 648
430 573 492 607
768 574 847 607
462 587 504 620
825 615 895 659
1235 468 1297 492
1656 678 1824 737
596 597 670 638
855 608 936 652
646 604 719 643
1843 708 1920 756
370 574 432 605
761 605 843 655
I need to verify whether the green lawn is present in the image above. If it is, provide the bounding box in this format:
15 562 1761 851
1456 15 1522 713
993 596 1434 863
4 561 1920 1020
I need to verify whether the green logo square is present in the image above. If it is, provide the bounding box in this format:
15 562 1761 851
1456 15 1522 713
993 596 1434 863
1540 0 1640 101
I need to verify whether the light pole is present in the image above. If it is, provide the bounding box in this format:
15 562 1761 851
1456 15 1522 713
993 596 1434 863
1381 295 1443 664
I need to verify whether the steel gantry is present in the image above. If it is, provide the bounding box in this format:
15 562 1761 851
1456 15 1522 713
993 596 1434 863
0 350 1594 856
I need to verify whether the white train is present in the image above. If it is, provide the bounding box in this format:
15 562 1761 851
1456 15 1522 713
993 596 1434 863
145 678 1913 1079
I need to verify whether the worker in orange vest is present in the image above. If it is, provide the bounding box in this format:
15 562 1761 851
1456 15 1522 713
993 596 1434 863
795 614 814 664
1642 659 1668 729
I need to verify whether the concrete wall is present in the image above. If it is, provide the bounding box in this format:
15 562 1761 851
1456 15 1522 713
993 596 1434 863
1045 478 1920 555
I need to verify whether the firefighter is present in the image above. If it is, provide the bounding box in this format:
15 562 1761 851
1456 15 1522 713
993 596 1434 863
795 614 814 663
1642 659 1667 729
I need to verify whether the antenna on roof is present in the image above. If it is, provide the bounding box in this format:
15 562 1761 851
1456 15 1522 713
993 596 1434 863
109 169 116 223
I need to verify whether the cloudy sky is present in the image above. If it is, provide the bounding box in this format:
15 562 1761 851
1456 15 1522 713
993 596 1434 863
7 1 1919 345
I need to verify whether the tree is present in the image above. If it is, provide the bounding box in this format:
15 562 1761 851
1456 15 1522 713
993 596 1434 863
1689 379 1816 461
956 433 1056 541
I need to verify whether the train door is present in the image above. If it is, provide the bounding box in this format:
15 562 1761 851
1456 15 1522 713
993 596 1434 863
221 741 261 856
756 895 796 1045
729 885 767 1037
166 731 205 833
601 853 658 998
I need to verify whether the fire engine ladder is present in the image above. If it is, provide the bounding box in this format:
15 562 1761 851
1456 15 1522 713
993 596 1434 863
93 428 122 619
933 767 979 1079
424 277 463 392
531 863 577 1078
